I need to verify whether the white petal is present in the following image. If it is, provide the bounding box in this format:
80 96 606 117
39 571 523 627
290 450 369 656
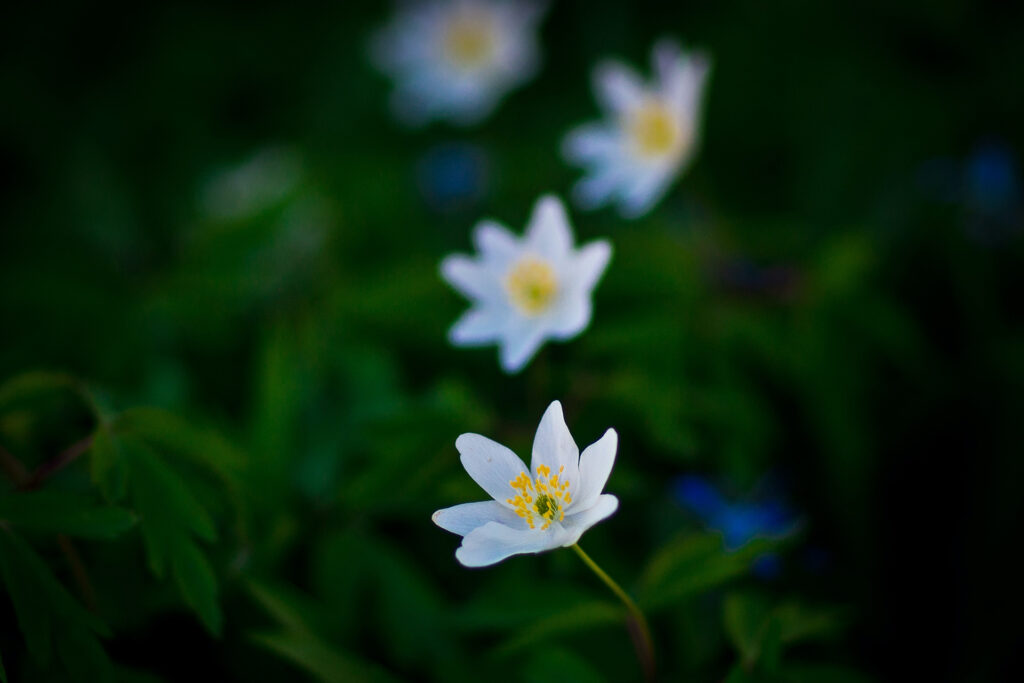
473 220 520 264
548 296 590 340
449 307 506 346
562 124 620 164
498 322 547 373
652 39 684 92
524 195 573 259
530 400 581 496
455 433 530 507
671 52 712 117
617 167 675 218
572 240 612 292
432 500 527 536
573 429 617 511
440 254 496 302
593 60 646 114
561 494 619 544
572 166 627 211
455 521 562 567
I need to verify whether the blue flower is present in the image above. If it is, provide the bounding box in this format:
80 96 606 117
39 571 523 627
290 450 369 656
417 142 489 212
673 475 797 553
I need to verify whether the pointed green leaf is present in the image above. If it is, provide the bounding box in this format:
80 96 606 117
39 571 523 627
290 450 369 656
492 601 623 658
129 441 216 545
89 428 128 502
246 580 316 637
171 538 222 636
0 491 135 539
250 631 402 683
0 372 82 413
0 529 110 677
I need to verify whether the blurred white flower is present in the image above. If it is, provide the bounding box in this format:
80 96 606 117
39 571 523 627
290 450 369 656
433 400 619 567
563 40 711 218
370 0 546 126
440 195 611 373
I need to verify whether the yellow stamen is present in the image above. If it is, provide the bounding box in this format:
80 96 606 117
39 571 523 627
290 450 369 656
507 462 573 531
443 13 495 69
628 99 685 158
504 257 559 315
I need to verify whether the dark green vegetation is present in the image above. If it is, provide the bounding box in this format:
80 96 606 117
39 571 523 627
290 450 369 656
1 1 1022 681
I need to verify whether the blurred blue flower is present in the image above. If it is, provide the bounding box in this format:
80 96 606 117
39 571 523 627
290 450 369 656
916 140 1022 245
965 142 1020 214
417 142 489 212
674 475 798 579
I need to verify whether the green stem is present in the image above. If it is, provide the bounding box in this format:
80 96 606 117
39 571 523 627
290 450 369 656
571 543 655 681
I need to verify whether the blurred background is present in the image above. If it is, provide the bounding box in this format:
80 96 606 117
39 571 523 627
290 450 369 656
1 1 1022 681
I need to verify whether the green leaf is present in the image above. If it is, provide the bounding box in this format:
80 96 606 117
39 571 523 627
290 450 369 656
724 593 780 670
0 371 85 414
126 441 221 633
492 600 624 658
522 648 606 683
773 602 847 645
170 538 222 635
246 580 316 637
724 593 848 673
250 632 402 683
94 431 223 634
0 491 136 539
638 533 776 612
89 428 128 502
0 529 111 682
129 440 217 553
114 407 245 478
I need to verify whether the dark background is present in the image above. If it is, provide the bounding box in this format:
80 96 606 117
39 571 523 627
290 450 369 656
1 1 1022 681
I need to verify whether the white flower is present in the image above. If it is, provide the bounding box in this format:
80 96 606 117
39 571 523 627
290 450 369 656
433 400 619 567
562 39 711 218
370 0 546 126
440 195 611 373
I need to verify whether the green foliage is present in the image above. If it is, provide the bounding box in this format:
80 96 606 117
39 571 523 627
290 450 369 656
92 430 223 634
0 530 112 683
723 591 848 676
0 491 135 539
638 533 783 612
247 581 403 683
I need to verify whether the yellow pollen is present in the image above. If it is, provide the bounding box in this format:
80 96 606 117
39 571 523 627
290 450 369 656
628 99 684 158
443 13 495 69
504 257 559 316
507 464 572 531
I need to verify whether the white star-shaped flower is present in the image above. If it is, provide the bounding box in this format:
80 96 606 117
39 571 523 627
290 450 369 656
562 39 711 218
370 0 546 126
433 400 619 567
440 195 612 373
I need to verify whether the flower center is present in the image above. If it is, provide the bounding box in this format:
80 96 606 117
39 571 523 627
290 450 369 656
443 13 495 69
628 99 684 158
504 257 559 315
507 464 573 530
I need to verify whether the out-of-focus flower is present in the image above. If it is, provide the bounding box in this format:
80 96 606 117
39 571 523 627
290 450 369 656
440 195 611 373
370 0 546 127
198 146 304 222
563 40 710 218
433 400 619 567
674 475 797 553
916 140 1022 246
417 142 489 212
